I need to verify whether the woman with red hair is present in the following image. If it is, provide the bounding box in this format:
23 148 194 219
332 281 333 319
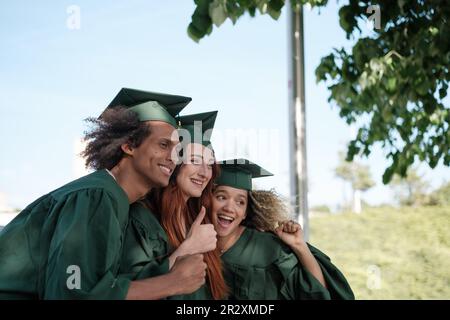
119 111 228 299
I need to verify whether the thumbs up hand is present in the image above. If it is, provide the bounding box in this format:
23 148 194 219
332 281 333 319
183 206 217 254
168 207 217 269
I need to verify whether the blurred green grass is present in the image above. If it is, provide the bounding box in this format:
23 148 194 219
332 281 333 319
310 206 450 299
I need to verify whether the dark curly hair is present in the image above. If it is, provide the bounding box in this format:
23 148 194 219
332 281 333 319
81 106 152 170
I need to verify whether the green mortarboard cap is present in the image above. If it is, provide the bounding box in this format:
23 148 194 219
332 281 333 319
104 88 192 127
176 111 218 150
215 158 273 191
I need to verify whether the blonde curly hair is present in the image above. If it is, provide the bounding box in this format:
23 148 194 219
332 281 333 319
244 189 292 232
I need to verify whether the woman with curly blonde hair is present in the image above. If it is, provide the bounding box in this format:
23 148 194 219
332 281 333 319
212 159 355 300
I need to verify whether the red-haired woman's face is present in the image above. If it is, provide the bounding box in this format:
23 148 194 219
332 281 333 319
176 143 214 200
212 185 248 238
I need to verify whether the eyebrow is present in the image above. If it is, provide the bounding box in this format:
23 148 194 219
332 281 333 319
190 154 215 164
215 189 246 200
161 138 177 146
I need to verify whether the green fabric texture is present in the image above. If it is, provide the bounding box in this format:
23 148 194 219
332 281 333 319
221 228 355 300
216 158 273 191
0 170 131 300
104 87 192 127
120 202 170 280
119 202 212 299
170 284 213 300
305 243 355 300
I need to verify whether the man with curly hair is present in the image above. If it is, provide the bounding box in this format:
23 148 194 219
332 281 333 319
0 88 208 299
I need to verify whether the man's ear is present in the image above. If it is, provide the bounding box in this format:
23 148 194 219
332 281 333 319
121 143 134 156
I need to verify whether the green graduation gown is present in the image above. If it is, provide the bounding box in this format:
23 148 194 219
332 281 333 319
119 202 212 299
222 227 355 300
119 202 170 280
0 170 131 299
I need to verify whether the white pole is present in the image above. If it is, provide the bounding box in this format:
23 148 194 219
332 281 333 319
287 2 309 240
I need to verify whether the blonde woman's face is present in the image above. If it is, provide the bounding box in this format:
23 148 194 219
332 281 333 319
212 185 248 238
176 143 214 199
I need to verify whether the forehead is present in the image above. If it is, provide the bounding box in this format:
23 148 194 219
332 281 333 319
215 185 248 198
147 121 178 141
185 143 214 160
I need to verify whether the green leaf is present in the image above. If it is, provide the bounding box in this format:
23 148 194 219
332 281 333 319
191 14 212 33
385 77 397 93
439 85 448 99
429 155 438 168
195 0 212 11
338 5 357 35
382 166 395 184
429 26 439 36
187 24 203 43
267 0 284 20
315 54 336 81
424 103 437 115
414 78 429 96
209 0 227 27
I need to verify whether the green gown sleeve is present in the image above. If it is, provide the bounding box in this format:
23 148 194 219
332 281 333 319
306 243 355 300
275 244 332 300
43 189 131 299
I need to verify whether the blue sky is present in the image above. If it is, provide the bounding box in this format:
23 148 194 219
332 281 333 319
0 1 449 211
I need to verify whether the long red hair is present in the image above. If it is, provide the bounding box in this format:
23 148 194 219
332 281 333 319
145 162 228 299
